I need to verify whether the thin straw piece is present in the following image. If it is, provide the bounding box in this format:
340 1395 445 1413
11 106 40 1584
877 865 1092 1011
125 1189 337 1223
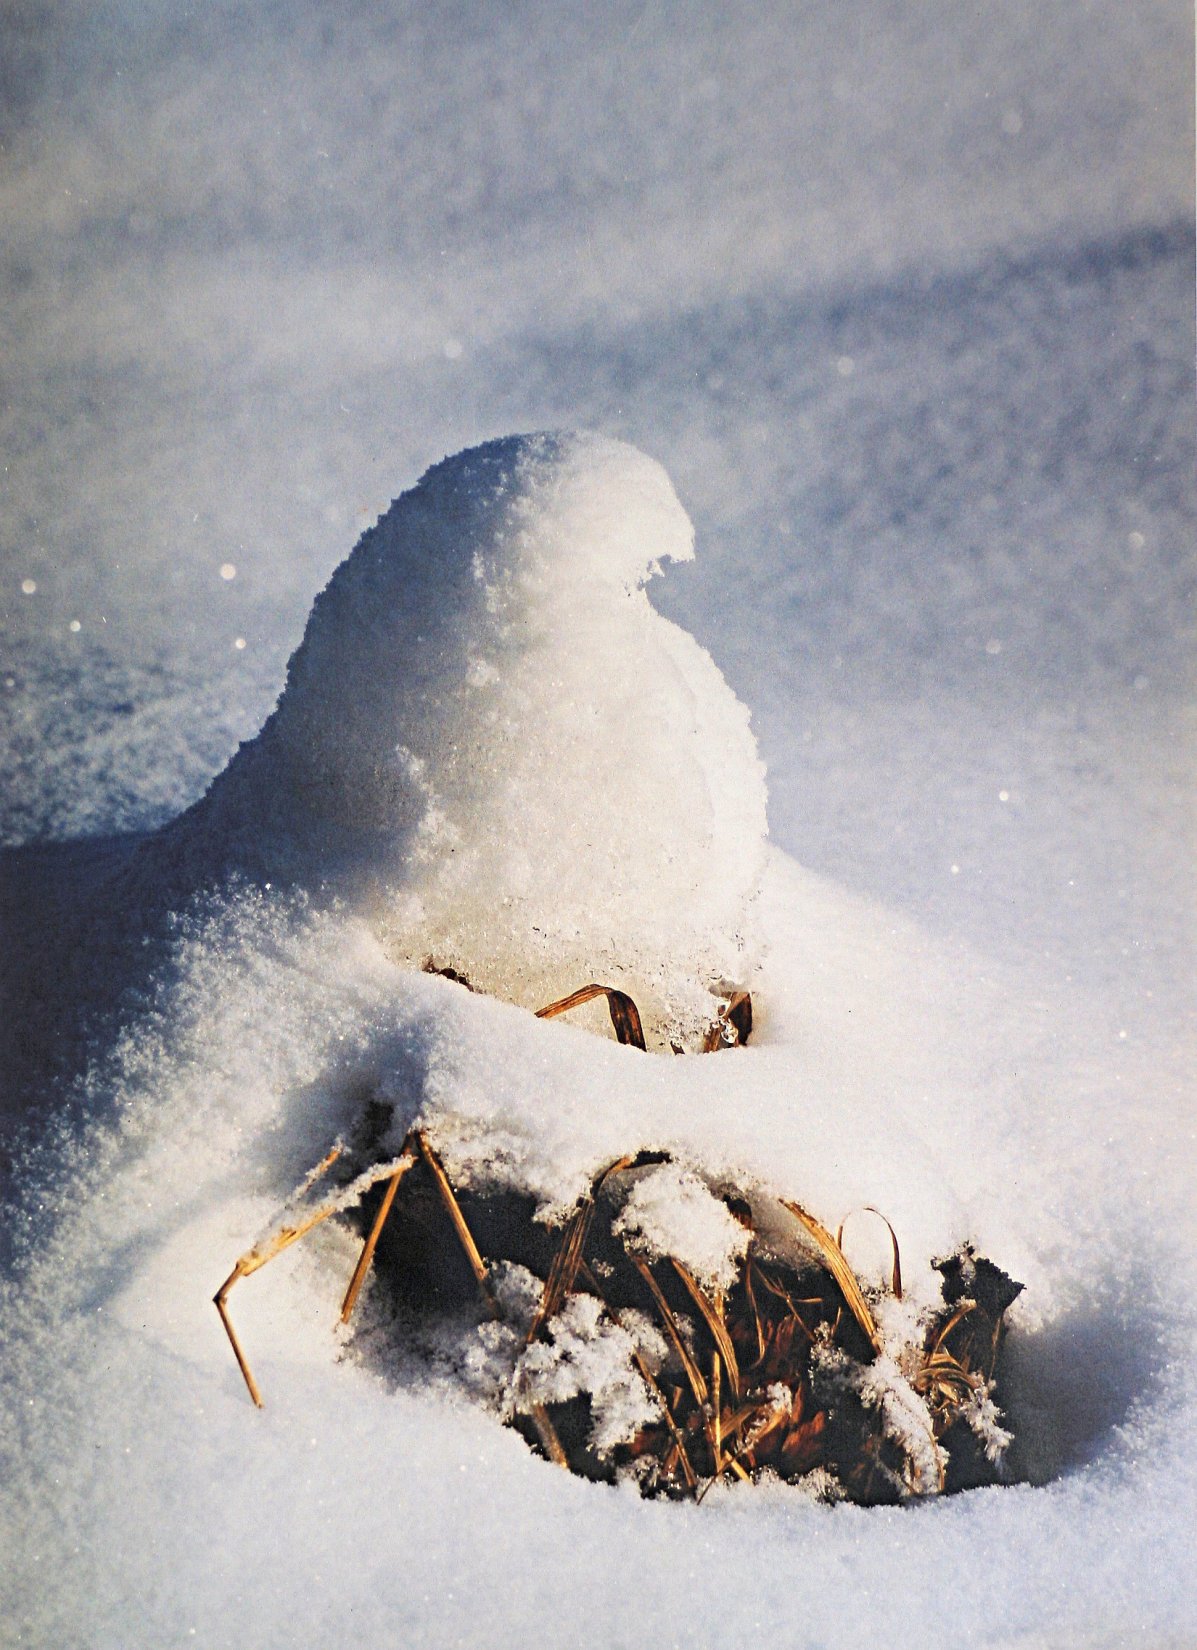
535 984 647 1050
528 1155 634 1343
417 1133 499 1317
215 1151 417 1406
632 1350 698 1491
530 1404 569 1467
630 1254 709 1406
672 1261 742 1399
340 1145 418 1323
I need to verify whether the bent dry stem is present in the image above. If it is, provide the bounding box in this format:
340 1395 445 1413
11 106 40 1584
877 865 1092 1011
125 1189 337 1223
212 979 663 1407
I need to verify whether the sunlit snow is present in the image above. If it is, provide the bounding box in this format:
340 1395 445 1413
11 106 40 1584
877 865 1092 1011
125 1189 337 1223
138 432 766 1050
1 5 1193 1649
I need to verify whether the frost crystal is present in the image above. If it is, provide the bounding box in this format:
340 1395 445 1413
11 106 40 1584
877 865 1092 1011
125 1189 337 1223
511 1294 662 1458
854 1353 945 1496
961 1381 1015 1464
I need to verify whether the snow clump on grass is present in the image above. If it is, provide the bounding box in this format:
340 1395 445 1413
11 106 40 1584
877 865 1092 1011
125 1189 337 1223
612 1159 751 1293
154 431 769 1052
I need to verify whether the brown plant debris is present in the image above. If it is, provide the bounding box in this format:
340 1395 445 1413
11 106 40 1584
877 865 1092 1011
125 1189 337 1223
214 979 1022 1505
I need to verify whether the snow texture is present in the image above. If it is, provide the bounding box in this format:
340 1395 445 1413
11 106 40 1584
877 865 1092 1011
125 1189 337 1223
146 431 766 1049
1 4 1194 1649
612 1160 751 1293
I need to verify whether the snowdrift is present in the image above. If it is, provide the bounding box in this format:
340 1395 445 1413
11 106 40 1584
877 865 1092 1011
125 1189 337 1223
2 436 1194 1648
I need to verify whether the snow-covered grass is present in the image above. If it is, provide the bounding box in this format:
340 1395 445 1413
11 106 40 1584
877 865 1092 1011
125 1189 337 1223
1 4 1193 1647
4 434 1195 1648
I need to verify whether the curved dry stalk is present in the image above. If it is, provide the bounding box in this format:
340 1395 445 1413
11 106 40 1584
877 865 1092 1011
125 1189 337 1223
534 983 646 1050
930 1300 977 1355
836 1205 903 1300
780 1199 883 1355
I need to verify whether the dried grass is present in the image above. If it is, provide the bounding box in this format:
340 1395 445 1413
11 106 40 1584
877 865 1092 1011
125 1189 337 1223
494 1154 1021 1502
216 979 1022 1503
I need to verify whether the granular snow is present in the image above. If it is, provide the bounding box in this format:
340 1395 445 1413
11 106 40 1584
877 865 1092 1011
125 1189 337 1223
144 433 768 1051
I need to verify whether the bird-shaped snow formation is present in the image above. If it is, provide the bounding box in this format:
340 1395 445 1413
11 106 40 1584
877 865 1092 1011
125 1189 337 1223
157 433 768 1048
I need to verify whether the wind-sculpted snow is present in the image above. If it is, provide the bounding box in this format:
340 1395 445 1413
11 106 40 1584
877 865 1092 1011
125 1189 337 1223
1 435 1193 1647
141 433 767 1050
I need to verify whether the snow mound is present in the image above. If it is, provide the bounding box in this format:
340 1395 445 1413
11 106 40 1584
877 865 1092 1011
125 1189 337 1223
152 432 767 1049
5 428 1193 1645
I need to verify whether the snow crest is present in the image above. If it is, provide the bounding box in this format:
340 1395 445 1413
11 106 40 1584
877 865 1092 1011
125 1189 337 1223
152 432 768 1049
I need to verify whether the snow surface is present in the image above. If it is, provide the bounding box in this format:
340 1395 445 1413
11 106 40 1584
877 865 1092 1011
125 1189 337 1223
143 431 766 1049
1 4 1194 1648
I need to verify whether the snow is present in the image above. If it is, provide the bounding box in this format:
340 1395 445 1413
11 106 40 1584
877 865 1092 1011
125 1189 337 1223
612 1161 751 1293
1 3 1194 1647
145 431 767 1050
509 1291 665 1459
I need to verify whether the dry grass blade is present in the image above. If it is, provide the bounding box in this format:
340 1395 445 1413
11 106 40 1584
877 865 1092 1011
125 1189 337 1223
711 1349 722 1464
529 1403 569 1467
340 1144 419 1324
743 1262 767 1363
751 1263 819 1345
603 989 647 1050
535 983 647 1050
214 1047 1022 1503
529 1201 594 1342
587 1264 699 1492
291 1141 344 1198
694 1352 751 1500
836 1205 903 1299
917 1352 977 1404
672 1260 742 1399
529 1154 635 1342
417 1133 499 1316
931 1301 977 1354
780 1199 883 1354
632 1351 698 1490
630 1254 709 1406
719 1401 764 1446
